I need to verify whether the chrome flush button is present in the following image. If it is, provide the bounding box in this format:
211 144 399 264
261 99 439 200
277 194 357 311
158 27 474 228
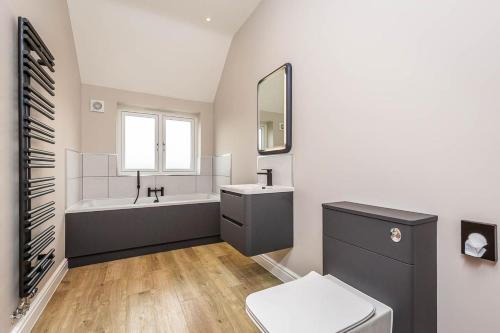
390 228 402 242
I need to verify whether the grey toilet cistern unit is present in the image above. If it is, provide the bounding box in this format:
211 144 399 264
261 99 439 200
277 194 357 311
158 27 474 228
246 201 437 333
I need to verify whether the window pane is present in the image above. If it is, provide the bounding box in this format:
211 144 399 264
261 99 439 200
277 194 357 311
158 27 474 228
164 118 192 170
124 114 156 170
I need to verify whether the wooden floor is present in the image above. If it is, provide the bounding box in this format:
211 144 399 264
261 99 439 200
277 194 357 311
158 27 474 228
32 242 281 333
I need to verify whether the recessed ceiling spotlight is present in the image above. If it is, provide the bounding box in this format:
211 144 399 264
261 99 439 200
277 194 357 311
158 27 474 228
205 17 212 22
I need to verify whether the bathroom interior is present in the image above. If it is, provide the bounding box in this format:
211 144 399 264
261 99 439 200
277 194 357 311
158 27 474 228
2 0 500 332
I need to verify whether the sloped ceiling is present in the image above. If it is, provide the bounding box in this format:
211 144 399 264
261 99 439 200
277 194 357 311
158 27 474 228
67 0 262 102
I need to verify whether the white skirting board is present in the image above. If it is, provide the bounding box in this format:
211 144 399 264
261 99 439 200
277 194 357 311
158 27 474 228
10 259 68 333
252 254 300 283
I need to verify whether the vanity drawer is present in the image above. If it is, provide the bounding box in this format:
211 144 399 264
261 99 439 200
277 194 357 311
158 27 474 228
323 209 414 264
220 216 247 255
221 190 245 224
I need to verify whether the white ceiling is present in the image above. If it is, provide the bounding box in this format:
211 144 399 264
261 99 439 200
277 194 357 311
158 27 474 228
67 0 262 102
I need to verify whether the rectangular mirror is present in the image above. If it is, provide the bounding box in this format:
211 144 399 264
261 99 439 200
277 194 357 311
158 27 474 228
257 63 292 154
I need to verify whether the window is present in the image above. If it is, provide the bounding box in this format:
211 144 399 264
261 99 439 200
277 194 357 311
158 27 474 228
120 109 197 174
163 117 194 171
123 112 158 170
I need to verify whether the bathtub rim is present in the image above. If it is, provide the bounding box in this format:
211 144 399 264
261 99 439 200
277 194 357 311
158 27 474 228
66 193 220 214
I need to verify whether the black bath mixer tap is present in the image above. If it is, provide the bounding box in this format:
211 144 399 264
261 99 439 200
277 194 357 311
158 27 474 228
148 187 165 203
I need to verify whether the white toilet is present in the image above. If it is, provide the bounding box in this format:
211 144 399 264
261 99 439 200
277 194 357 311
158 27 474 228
246 271 392 333
246 201 439 333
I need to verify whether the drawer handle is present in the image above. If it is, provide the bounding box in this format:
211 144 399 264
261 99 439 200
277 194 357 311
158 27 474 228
222 215 243 227
390 228 402 242
221 190 242 197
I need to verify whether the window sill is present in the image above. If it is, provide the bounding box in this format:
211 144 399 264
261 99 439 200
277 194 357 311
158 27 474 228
118 171 199 177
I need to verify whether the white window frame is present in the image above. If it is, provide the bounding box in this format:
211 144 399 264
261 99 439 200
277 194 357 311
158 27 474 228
121 111 159 172
118 106 198 175
162 115 196 173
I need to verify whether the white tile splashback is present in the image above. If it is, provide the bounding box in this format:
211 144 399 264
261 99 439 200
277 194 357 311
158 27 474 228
108 176 155 198
108 154 118 177
257 154 293 187
155 176 197 195
66 149 82 208
212 154 232 193
83 177 108 199
66 177 82 207
83 153 109 177
109 176 134 198
213 154 231 177
200 156 213 176
79 153 220 200
213 176 231 194
196 176 213 193
66 150 82 179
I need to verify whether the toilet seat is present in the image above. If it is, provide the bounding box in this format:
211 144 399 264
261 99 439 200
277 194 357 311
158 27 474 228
246 271 377 333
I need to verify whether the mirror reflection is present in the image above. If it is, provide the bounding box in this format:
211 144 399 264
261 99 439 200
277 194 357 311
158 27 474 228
257 64 291 154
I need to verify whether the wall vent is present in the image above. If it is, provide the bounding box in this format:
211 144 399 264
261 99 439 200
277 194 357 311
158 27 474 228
90 99 104 113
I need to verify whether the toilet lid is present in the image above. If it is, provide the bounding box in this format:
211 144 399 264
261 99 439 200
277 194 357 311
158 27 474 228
246 271 375 333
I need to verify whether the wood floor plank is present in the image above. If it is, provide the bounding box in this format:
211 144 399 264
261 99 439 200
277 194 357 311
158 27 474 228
32 242 280 333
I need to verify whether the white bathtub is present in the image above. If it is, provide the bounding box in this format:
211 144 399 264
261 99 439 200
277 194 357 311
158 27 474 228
66 193 220 213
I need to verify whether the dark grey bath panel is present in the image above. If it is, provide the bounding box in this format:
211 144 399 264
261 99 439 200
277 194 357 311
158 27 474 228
323 201 437 333
68 236 221 268
220 190 293 256
66 202 220 267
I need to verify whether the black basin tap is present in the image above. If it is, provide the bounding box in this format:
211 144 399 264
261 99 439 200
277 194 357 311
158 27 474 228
257 169 273 186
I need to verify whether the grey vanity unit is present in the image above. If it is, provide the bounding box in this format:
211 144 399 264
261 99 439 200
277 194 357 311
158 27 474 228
220 186 293 256
323 202 437 333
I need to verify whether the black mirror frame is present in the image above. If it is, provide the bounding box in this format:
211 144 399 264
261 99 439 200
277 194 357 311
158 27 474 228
257 63 292 155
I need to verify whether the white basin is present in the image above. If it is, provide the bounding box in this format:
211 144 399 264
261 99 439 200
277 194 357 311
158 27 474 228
220 184 294 195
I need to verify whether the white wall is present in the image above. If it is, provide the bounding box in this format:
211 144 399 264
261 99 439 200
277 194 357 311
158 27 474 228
0 1 81 332
80 84 214 156
214 0 500 332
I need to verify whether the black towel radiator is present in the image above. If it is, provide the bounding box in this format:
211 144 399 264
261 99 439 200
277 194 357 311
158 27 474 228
13 17 56 319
